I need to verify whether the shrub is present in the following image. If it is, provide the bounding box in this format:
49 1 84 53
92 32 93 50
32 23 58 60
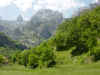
11 51 21 63
0 55 5 64
91 46 100 61
19 50 30 66
28 42 56 68
28 54 39 68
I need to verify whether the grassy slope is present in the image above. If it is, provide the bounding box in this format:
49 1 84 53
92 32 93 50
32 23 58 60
0 62 100 75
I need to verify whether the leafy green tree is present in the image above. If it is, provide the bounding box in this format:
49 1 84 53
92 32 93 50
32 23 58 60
28 42 55 68
0 55 5 64
50 6 100 57
19 50 30 66
28 53 39 68
11 51 21 63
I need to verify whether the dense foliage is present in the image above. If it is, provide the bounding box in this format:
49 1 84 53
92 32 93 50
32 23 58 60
2 4 100 70
11 5 100 68
12 42 55 69
0 32 27 65
0 55 5 64
50 6 100 57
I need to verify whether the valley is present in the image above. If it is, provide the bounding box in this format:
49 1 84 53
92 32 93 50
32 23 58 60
0 1 100 75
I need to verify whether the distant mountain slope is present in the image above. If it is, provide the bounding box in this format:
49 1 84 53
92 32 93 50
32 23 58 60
29 9 63 38
0 9 64 47
20 9 63 46
0 32 26 50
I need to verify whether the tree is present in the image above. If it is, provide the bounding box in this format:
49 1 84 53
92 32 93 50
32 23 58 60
0 55 5 64
19 50 30 66
50 6 100 56
28 42 55 68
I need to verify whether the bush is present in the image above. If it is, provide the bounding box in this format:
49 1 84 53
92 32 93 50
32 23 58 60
91 46 100 61
28 54 39 68
0 55 5 64
28 42 56 68
19 50 30 66
11 51 21 63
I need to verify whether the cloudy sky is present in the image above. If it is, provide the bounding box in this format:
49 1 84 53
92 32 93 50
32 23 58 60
0 0 98 20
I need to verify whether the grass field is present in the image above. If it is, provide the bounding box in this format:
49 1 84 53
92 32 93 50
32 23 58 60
0 62 100 75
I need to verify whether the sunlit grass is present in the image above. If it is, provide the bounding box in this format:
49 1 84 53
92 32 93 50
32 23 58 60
0 62 100 75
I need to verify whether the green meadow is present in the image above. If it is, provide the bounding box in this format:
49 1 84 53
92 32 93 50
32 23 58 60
0 62 100 75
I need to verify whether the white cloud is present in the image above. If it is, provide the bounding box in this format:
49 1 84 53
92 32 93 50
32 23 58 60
33 0 99 13
0 0 98 12
0 0 13 7
0 0 98 19
13 0 33 12
95 0 99 3
0 0 33 12
34 0 85 11
91 0 99 3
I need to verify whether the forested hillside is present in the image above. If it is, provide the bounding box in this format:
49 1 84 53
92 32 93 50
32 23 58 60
0 32 27 57
49 5 100 62
0 32 26 49
5 4 100 70
48 5 100 62
1 1 100 75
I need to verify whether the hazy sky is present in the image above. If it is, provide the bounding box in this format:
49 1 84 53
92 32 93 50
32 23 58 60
0 0 98 20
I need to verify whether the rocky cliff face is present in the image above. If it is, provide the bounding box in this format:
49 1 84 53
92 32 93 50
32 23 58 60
0 9 64 47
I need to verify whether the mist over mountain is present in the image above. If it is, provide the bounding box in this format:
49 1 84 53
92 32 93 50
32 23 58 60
0 9 63 47
0 1 98 47
28 9 63 37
